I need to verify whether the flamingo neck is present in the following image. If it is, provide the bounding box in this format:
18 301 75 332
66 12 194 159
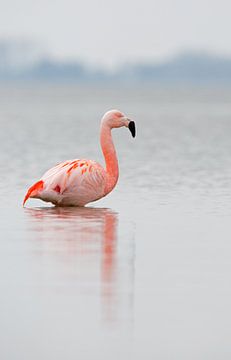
100 123 119 194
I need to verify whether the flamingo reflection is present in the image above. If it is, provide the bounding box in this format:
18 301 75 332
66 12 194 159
25 206 133 325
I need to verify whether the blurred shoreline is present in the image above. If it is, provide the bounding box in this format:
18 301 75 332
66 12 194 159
0 42 231 85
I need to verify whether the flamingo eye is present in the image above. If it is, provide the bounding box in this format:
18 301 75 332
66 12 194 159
114 112 123 118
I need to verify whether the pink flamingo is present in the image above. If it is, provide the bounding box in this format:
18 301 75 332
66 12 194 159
23 110 136 207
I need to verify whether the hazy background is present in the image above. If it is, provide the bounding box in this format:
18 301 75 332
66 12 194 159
0 0 231 82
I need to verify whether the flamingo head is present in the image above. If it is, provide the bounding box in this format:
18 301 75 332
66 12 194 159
101 109 136 137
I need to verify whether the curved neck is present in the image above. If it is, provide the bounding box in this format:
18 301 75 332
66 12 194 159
100 123 119 193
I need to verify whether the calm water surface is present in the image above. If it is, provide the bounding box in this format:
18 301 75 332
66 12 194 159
1 85 231 359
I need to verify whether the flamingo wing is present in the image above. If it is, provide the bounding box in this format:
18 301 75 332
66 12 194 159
24 159 107 206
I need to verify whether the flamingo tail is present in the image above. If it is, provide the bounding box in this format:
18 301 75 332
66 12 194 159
23 180 44 206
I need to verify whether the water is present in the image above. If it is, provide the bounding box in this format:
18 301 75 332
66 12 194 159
1 85 231 359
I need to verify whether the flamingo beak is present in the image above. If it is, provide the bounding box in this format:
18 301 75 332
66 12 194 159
128 120 136 138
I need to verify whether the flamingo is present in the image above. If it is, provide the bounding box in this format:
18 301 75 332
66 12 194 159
23 110 136 207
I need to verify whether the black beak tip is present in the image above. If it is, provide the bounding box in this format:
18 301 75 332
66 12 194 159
128 121 136 138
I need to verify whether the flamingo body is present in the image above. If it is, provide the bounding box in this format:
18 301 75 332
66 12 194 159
23 110 136 207
24 159 107 206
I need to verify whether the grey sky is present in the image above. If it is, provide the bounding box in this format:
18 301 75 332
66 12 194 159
0 0 230 67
